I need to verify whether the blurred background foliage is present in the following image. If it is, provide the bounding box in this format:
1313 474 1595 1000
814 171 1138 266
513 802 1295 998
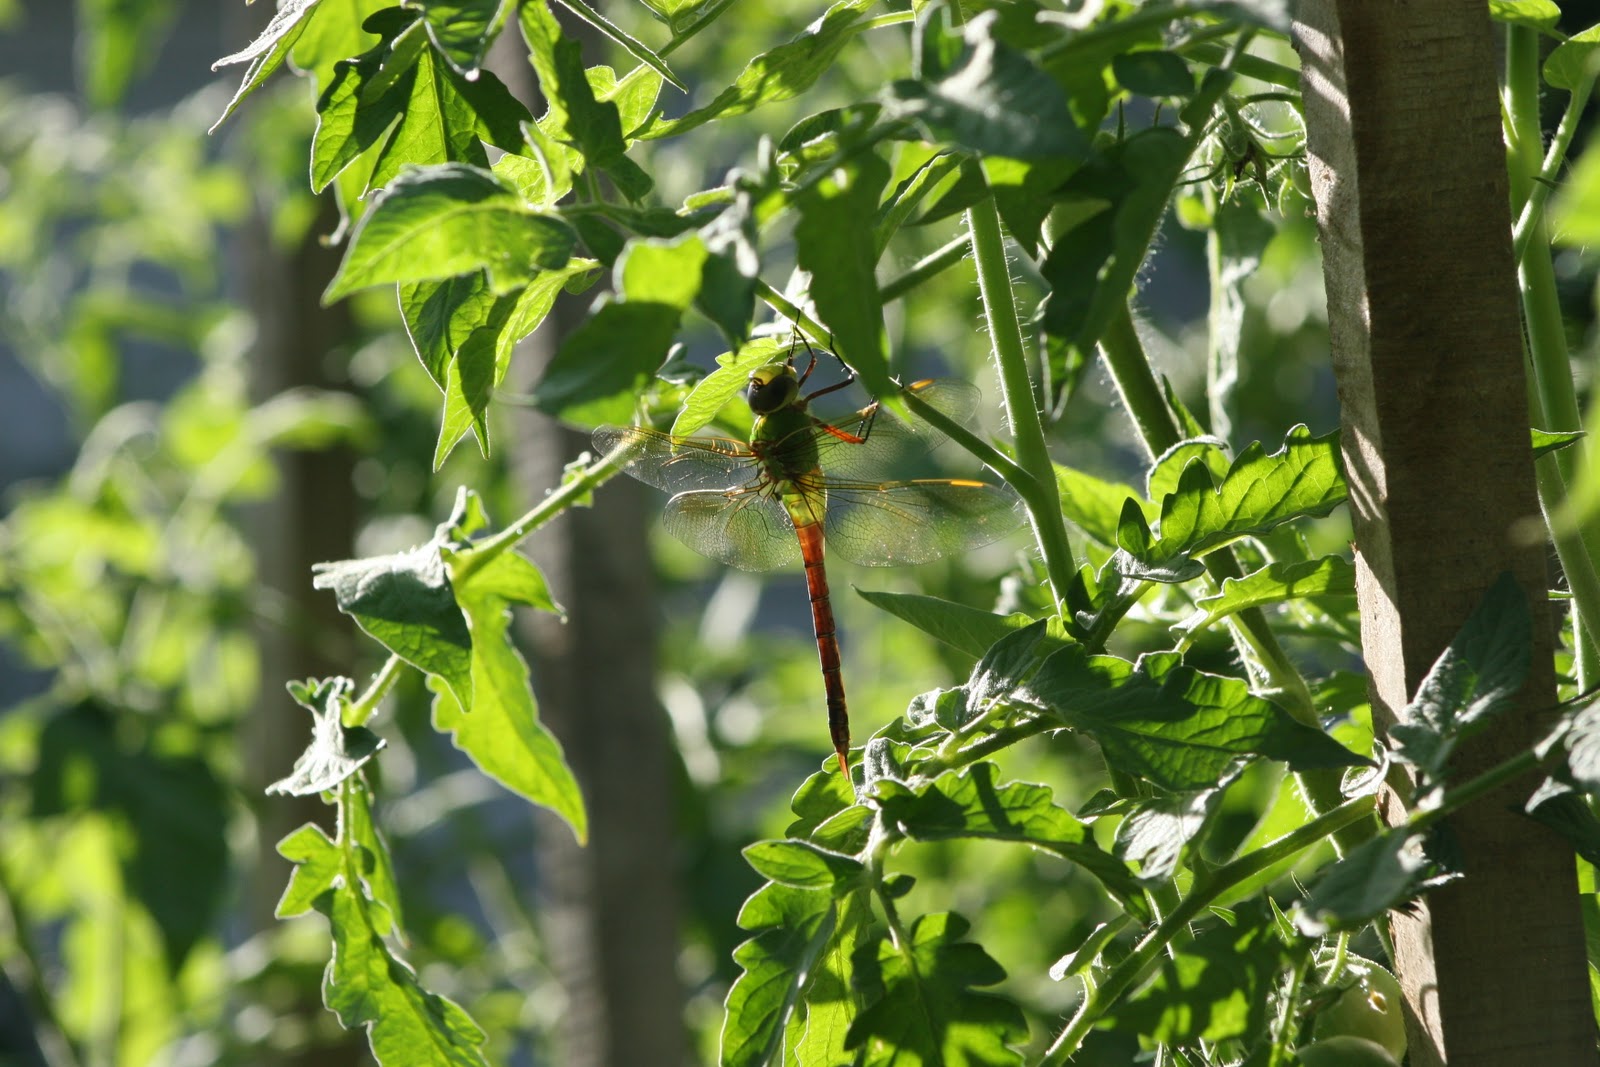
1 1 1598 1065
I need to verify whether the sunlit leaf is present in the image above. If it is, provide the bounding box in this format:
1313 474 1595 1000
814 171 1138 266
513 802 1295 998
267 677 386 796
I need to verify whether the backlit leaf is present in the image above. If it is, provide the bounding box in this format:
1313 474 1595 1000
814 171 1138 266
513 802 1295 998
268 677 386 796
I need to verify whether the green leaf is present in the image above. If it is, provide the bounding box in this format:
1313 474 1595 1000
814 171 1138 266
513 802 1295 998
1490 0 1561 31
1294 829 1454 936
744 839 866 891
671 336 789 437
324 163 576 302
1039 127 1191 352
519 0 653 198
1147 437 1232 504
1387 572 1532 780
1545 26 1600 91
425 539 586 840
210 0 322 131
413 0 514 76
1115 426 1347 580
1545 690 1600 795
32 703 230 971
549 0 687 93
1019 647 1364 791
321 883 490 1065
883 11 1088 160
722 883 845 1067
874 764 1144 908
1115 785 1228 883
1525 778 1600 867
1175 556 1356 638
1112 49 1194 97
312 524 476 713
1055 463 1146 547
1105 905 1290 1044
794 151 893 399
310 24 418 192
267 677 387 796
1533 427 1586 457
856 588 1041 659
344 775 407 936
846 912 1026 1066
275 824 342 918
535 234 706 426
638 0 877 140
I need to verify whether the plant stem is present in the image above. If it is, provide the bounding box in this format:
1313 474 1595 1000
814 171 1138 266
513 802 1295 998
966 198 1081 604
1099 303 1182 457
1506 24 1600 688
880 233 972 303
451 450 623 584
344 653 407 728
1039 793 1377 1064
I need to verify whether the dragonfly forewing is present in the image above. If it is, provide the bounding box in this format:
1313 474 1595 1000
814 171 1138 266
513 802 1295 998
593 425 760 495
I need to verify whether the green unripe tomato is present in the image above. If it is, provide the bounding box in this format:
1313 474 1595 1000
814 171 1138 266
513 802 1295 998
1313 957 1407 1062
1295 1035 1402 1067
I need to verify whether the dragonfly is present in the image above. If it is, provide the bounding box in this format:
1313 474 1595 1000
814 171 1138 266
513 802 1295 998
594 347 1022 776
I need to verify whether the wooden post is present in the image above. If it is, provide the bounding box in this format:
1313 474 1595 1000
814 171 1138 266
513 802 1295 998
1293 4 1595 1064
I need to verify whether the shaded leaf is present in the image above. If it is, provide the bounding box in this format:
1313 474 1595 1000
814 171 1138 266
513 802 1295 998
414 0 514 76
1019 646 1363 791
1294 829 1455 936
1387 572 1531 780
874 763 1144 908
846 913 1026 1066
1105 905 1289 1044
1055 463 1147 547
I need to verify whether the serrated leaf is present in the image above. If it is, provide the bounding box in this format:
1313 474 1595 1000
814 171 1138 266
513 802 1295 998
744 839 865 891
1294 829 1453 936
343 775 406 937
268 677 387 796
875 764 1144 907
310 28 417 192
794 151 893 400
1389 571 1531 779
312 525 475 712
639 0 877 140
1018 646 1364 791
1175 555 1356 638
276 823 342 918
964 620 1056 710
1105 905 1289 1044
883 11 1087 160
721 882 839 1067
1116 426 1347 579
423 530 587 840
856 588 1042 659
846 913 1026 1067
1147 437 1232 504
321 884 490 1065
1056 463 1147 547
325 163 575 301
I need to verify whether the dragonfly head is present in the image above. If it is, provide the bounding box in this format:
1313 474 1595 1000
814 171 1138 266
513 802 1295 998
746 363 800 415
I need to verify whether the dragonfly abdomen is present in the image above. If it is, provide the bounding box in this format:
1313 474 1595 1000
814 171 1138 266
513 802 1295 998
793 517 850 776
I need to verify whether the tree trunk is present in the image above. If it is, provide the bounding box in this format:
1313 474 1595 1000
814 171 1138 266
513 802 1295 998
1294 4 1596 1064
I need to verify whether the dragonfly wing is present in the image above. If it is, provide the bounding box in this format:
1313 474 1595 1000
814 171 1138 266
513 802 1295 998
663 490 800 572
822 479 1023 566
810 378 984 482
594 425 759 495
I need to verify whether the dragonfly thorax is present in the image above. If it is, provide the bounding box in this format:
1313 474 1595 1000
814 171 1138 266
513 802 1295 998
746 364 801 415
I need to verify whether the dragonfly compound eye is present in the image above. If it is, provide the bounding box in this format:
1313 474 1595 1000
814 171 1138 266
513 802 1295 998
746 366 800 415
